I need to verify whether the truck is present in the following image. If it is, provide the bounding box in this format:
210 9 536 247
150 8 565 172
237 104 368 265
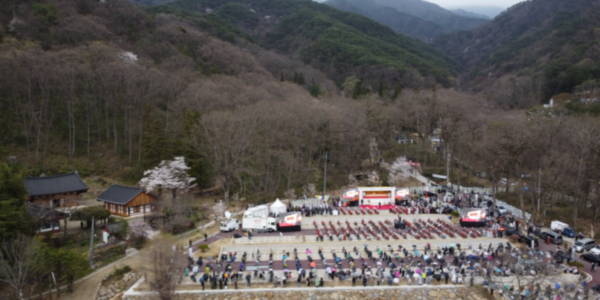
241 205 301 233
242 205 278 232
220 211 241 232
220 219 240 232
551 220 576 238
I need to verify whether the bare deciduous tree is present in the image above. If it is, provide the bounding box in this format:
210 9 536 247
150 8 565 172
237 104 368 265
0 234 46 299
144 237 186 300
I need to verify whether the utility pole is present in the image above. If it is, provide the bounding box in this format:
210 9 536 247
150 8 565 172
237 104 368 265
323 152 329 202
89 216 95 269
537 168 541 215
446 143 450 191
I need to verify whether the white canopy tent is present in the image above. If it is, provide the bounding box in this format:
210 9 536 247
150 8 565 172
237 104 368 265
270 198 287 214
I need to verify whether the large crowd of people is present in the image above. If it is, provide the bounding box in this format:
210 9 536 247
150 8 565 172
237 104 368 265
185 188 596 299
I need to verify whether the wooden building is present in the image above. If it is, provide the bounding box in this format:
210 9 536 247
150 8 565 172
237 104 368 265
25 172 88 208
97 184 158 217
26 203 70 233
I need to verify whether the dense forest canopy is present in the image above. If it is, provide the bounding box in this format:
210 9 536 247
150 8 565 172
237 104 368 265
0 0 464 201
435 0 600 108
0 0 599 234
146 0 461 86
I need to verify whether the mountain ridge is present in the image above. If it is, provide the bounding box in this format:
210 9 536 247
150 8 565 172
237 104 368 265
372 0 488 31
434 0 600 107
445 5 505 18
450 9 491 20
325 0 488 41
148 0 461 86
325 0 446 41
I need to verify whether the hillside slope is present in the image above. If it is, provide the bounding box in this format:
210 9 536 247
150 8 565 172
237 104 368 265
372 0 488 32
148 0 460 85
435 0 600 106
446 5 504 19
325 0 446 41
0 0 379 196
450 9 491 20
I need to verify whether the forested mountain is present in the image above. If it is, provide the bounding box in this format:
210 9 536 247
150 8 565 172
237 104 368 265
324 0 488 41
445 5 505 19
370 0 488 32
146 0 460 86
450 9 491 20
325 0 447 41
435 0 600 108
0 0 470 201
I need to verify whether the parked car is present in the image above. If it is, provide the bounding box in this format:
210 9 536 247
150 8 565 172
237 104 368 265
519 235 539 248
590 246 600 256
581 254 600 264
575 238 596 252
539 231 563 244
497 205 508 215
562 227 576 238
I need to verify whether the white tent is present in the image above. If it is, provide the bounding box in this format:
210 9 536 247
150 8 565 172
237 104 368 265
270 198 287 214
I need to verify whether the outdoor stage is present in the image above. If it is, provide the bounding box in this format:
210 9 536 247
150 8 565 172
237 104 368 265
343 186 409 209
359 204 396 210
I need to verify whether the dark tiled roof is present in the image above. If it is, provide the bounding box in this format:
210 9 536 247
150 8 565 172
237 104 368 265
98 184 149 205
25 172 88 197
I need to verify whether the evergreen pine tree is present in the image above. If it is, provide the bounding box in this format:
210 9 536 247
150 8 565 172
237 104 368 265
142 105 171 168
377 79 385 99
352 81 363 99
182 110 212 189
298 72 305 85
391 84 403 100
0 163 32 239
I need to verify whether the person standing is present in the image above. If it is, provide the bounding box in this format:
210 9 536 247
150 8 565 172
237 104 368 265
204 233 208 241
297 274 302 287
592 262 596 273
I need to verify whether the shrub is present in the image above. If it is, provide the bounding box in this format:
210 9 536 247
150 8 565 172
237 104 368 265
451 211 460 217
130 222 152 249
569 261 584 268
198 244 209 252
114 265 132 276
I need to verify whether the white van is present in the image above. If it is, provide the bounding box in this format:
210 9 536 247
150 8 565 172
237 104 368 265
575 238 596 252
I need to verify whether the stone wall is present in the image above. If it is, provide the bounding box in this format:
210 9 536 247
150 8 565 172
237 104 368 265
124 286 489 300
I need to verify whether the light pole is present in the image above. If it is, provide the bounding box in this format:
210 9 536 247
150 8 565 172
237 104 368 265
446 143 450 190
323 152 329 202
89 216 95 269
537 168 541 215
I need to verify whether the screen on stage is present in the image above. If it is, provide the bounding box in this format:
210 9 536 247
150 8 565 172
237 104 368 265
460 208 486 223
278 213 302 227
